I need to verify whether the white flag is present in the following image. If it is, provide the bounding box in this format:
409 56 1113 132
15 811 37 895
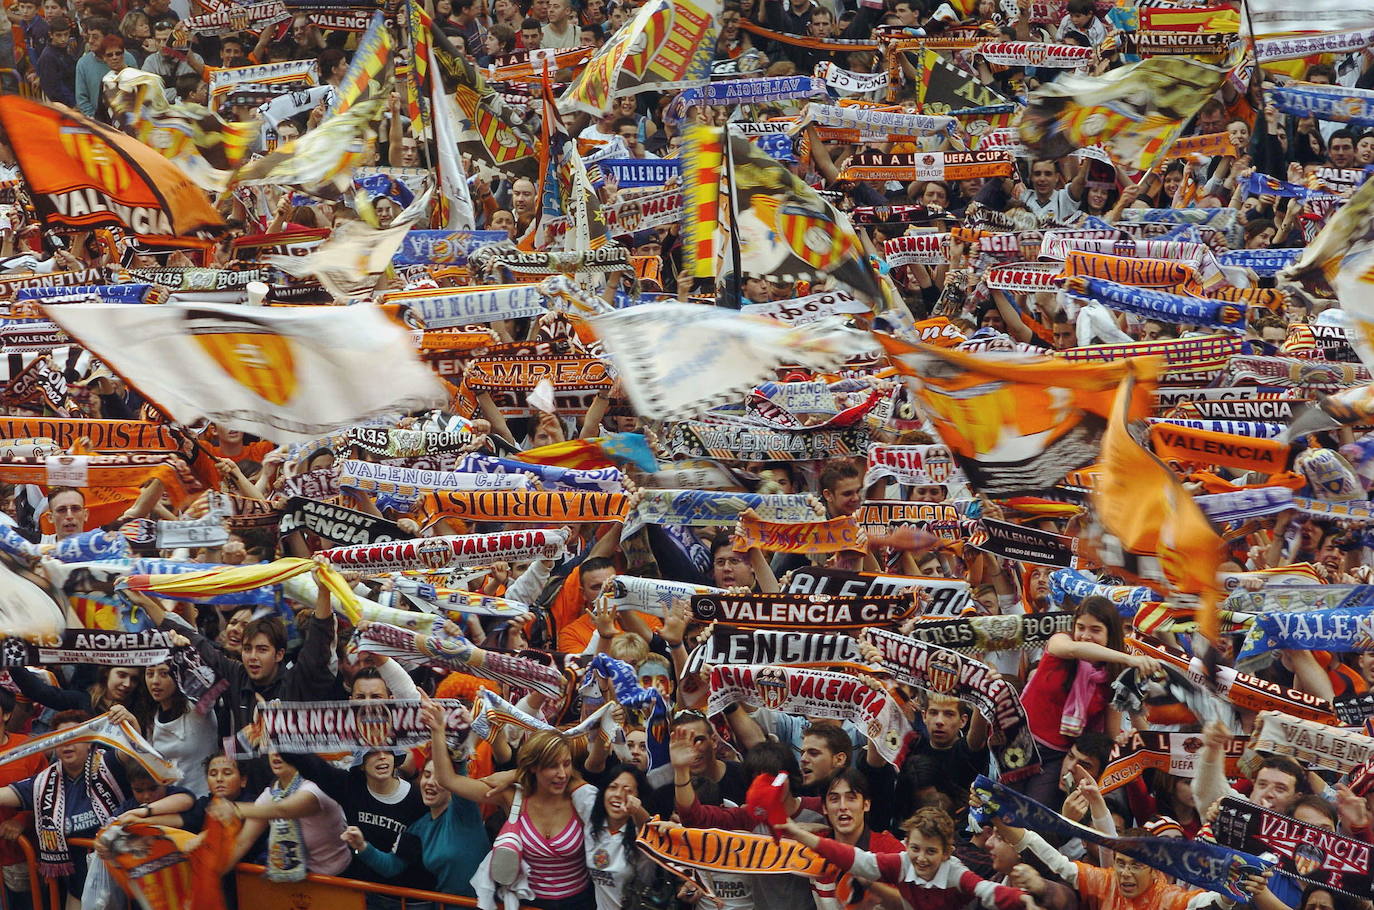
43 301 447 441
430 47 476 231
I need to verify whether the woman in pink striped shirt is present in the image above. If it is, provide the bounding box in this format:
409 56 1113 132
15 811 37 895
432 729 597 910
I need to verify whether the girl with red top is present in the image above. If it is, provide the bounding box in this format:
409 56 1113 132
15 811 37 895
1017 597 1159 805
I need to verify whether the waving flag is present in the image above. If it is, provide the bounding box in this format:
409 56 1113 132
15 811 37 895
232 99 382 197
430 19 537 176
0 95 222 236
333 11 393 115
560 0 721 115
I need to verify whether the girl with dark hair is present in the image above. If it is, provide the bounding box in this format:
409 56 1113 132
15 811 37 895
584 763 656 910
132 658 217 796
1017 596 1159 804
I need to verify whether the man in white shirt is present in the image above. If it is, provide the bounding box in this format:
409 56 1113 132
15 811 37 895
1020 158 1083 222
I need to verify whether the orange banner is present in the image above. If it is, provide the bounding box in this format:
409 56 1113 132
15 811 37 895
637 821 831 876
1149 423 1290 473
733 510 865 554
0 458 195 506
463 357 612 390
424 490 630 524
1061 250 1202 291
0 419 180 451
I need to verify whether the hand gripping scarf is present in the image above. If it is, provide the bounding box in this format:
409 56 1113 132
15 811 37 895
971 775 1270 901
35 748 123 876
1244 710 1374 775
1128 638 1338 724
865 628 1039 781
1213 796 1374 900
267 770 307 882
707 664 913 766
602 575 726 618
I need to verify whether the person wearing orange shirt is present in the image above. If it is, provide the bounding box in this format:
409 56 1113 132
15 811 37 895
0 689 45 910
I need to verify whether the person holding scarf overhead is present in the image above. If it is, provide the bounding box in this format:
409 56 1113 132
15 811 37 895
0 709 130 910
1017 597 1159 805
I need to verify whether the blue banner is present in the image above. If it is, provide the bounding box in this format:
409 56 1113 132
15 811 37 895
1072 278 1246 331
598 159 682 188
1048 568 1154 615
391 230 510 265
1217 248 1301 276
1270 83 1374 127
678 75 826 107
1237 606 1374 668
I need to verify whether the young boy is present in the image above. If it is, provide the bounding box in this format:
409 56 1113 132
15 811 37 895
1055 0 1105 46
778 806 1027 910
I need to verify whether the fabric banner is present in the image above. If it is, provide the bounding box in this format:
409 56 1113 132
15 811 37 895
0 628 176 667
854 501 963 538
1129 638 1338 723
974 517 1080 568
708 664 912 764
880 335 1148 498
786 566 971 614
1061 250 1200 290
676 75 828 108
1255 27 1374 62
1148 423 1289 472
801 103 954 136
867 629 1038 780
346 427 475 458
276 497 409 546
632 489 819 527
972 775 1268 901
423 490 630 524
319 528 569 572
589 302 870 421
665 419 869 462
1270 84 1374 127
339 460 530 496
0 97 222 236
690 592 912 630
1213 797 1373 900
740 289 871 326
1098 730 1246 794
0 419 178 451
865 443 965 486
902 612 1073 654
1069 278 1246 331
0 714 179 783
382 285 547 327
683 629 864 676
732 511 865 554
45 302 446 443
254 699 470 754
841 150 1013 182
985 262 1061 291
1246 711 1374 774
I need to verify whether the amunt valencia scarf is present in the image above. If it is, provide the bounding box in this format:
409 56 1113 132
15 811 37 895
267 771 307 882
35 748 122 876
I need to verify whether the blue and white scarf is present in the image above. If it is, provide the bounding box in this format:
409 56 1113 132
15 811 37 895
1270 83 1374 127
1048 568 1155 614
1242 172 1340 202
390 285 546 327
16 284 157 303
630 489 820 528
1217 248 1301 276
1195 486 1294 523
1070 278 1247 331
801 102 954 135
675 75 826 109
392 230 511 265
453 453 623 492
1236 605 1374 669
598 159 681 188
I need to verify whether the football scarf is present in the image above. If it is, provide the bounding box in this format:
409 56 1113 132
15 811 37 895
339 460 531 496
637 820 831 875
854 501 963 538
1236 606 1374 668
1245 712 1374 774
1256 27 1374 62
470 689 616 745
690 592 913 630
707 664 913 765
453 454 623 493
1213 797 1373 899
971 518 1080 568
1061 250 1201 289
1217 249 1302 276
1271 83 1374 127
266 771 306 882
972 775 1269 901
34 749 122 877
423 490 630 524
867 629 1038 781
18 283 161 304
463 357 612 391
254 699 471 754
865 444 966 486
733 512 865 554
884 233 951 266
1291 498 1374 522
1068 278 1246 331
786 566 972 615
381 285 547 327
280 468 342 500
684 629 864 676
354 622 568 700
840 150 1013 182
1061 334 1241 366
800 103 953 135
589 302 870 421
1223 584 1374 613
665 421 869 461
1195 487 1295 522
603 575 726 617
0 713 178 783
977 42 1095 66
740 289 871 326
320 528 569 572
675 75 828 107
1148 423 1290 472
1223 356 1372 389
985 262 1061 291
819 63 889 94
1098 730 1246 794
902 612 1074 654
345 427 474 458
277 497 408 546
1149 419 1284 439
0 457 195 508
1129 638 1339 723
632 489 819 527
0 628 176 667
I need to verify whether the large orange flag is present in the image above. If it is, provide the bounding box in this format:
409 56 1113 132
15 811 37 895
0 96 222 236
1096 359 1224 642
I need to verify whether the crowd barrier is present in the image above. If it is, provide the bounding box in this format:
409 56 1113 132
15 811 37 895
10 837 485 910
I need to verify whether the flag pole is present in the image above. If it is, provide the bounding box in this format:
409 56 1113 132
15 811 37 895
722 122 744 307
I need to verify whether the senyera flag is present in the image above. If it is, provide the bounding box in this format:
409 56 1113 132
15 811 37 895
0 96 223 236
